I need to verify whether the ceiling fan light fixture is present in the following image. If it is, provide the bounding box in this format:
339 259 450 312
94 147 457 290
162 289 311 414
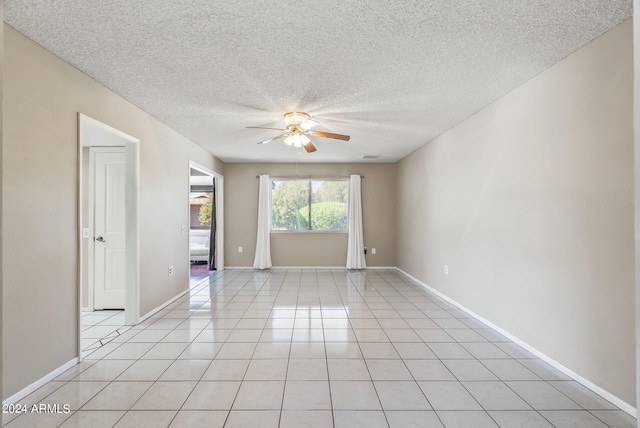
284 111 310 128
285 132 310 148
300 118 319 130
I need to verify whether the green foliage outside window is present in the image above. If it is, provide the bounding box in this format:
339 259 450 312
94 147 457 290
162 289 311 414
198 193 212 225
272 180 348 231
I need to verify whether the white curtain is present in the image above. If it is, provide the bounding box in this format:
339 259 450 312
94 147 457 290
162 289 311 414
346 174 366 269
253 174 272 269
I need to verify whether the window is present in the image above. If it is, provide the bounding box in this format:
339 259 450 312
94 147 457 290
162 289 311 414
272 179 348 231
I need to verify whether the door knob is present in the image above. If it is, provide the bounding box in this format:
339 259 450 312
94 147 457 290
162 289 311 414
95 236 106 242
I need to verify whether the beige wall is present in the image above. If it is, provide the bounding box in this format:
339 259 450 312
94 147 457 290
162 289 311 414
2 25 223 398
398 20 635 405
225 163 397 267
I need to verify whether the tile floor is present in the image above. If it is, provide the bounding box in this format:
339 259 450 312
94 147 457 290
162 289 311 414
3 269 636 427
81 310 129 358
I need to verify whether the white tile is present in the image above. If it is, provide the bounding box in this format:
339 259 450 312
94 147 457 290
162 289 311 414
374 381 431 410
386 410 444 428
393 343 437 359
215 342 257 359
141 342 189 359
182 381 241 410
548 381 618 410
488 411 554 427
159 329 201 343
280 411 333 428
102 343 154 360
226 329 263 342
480 359 540 381
359 343 400 359
282 381 332 410
193 328 233 343
333 410 388 427
405 360 456 381
427 343 473 359
81 382 152 410
328 359 371 381
127 329 171 342
260 328 293 342
287 359 328 380
289 343 326 359
132 381 196 410
463 381 532 410
115 359 173 381
244 359 288 380
506 381 581 410
353 329 390 342
232 381 285 410
253 342 291 359
224 410 280 428
3 411 72 428
442 360 498 381
58 410 124 428
366 359 413 381
418 381 482 411
325 342 364 359
461 343 510 359
517 359 572 381
330 381 382 410
436 410 500 428
590 410 637 428
159 359 211 381
113 410 176 428
41 381 109 411
74 360 135 381
178 342 222 360
169 411 228 428
539 410 609 427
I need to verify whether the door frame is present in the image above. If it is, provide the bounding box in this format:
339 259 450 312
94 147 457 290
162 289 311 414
78 114 140 360
189 161 224 274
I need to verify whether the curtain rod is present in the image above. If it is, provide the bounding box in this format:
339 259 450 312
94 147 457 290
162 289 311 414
256 174 364 179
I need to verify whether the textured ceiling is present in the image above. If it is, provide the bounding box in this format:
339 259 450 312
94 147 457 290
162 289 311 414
4 1 632 163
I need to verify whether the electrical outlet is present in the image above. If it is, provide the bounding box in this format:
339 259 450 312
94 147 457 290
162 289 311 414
238 246 243 253
371 248 376 255
168 266 174 276
444 265 449 275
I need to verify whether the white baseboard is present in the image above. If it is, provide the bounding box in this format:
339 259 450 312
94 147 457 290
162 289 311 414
395 267 637 417
3 358 78 405
138 288 190 323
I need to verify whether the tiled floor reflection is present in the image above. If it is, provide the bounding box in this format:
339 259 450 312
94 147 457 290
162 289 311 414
4 269 635 427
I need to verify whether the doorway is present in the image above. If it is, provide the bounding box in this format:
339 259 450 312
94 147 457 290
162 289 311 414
78 114 140 359
189 162 224 285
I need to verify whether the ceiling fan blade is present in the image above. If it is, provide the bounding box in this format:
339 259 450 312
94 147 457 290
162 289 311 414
303 142 317 153
247 126 286 131
258 134 288 145
308 131 350 141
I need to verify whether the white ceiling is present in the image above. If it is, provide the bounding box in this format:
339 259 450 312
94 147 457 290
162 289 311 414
4 1 632 163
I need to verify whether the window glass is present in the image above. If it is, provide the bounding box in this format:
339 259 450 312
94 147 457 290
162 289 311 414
272 179 348 231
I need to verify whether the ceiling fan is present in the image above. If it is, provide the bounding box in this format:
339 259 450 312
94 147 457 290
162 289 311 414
248 112 350 153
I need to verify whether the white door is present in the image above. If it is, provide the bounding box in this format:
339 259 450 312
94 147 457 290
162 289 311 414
92 147 126 309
